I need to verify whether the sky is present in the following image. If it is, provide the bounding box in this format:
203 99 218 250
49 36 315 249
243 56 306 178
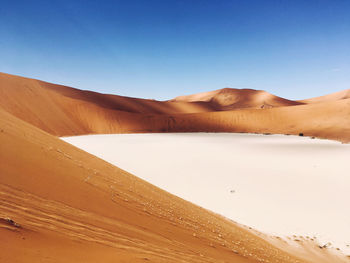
0 0 349 100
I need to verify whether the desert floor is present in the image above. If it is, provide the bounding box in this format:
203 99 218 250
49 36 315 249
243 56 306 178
63 133 350 254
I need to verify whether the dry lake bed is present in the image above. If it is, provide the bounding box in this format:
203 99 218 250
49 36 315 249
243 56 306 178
63 133 350 253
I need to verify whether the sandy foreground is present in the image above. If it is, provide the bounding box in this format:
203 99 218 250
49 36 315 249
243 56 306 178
63 133 350 255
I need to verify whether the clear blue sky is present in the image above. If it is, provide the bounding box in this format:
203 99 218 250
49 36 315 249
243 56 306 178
1 0 349 100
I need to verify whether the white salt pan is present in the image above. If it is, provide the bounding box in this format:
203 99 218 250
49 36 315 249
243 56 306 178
62 133 350 254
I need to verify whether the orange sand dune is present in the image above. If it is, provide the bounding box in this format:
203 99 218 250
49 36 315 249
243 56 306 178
157 98 350 142
1 107 340 263
0 72 215 116
0 72 216 135
172 88 304 110
0 72 349 142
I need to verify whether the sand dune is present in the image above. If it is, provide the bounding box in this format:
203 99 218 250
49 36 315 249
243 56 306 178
0 72 215 116
0 72 215 135
172 88 304 110
1 72 349 142
157 99 350 142
0 107 330 263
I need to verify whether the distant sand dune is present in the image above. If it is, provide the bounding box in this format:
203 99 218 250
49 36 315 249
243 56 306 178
0 72 215 135
172 87 304 110
1 72 349 142
299 89 350 104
